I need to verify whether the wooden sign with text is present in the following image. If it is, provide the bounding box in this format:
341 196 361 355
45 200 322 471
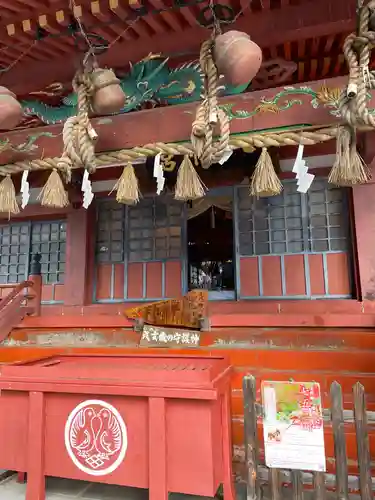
139 325 201 348
126 290 208 329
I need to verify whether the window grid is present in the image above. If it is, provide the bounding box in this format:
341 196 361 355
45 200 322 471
95 197 183 264
0 223 30 284
237 179 349 257
307 178 348 253
31 221 67 284
96 201 125 263
128 198 183 262
0 220 66 285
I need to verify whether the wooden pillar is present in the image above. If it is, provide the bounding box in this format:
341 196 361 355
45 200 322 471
352 133 375 300
26 391 45 500
352 179 375 300
149 397 168 500
28 253 42 316
64 207 93 306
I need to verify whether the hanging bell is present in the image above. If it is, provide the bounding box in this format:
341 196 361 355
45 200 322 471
0 86 23 130
91 68 126 115
213 30 262 87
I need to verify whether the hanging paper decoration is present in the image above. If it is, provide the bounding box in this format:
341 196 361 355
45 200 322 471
153 153 165 195
21 170 30 209
292 144 315 193
81 170 94 209
218 148 233 165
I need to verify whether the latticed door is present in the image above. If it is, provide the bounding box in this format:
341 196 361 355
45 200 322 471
94 196 187 302
233 179 353 299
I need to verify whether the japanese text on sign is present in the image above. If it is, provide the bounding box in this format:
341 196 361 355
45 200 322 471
140 325 200 348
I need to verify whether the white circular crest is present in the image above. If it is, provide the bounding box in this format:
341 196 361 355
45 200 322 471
64 399 127 476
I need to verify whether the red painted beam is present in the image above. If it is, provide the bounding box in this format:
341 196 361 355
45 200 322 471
18 315 133 329
0 0 355 95
0 76 349 166
0 203 72 221
11 308 375 329
210 313 375 328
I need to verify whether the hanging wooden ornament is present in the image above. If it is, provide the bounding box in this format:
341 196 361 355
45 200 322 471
0 87 23 130
0 175 20 217
175 155 207 201
250 148 282 197
37 169 69 208
110 163 141 205
213 30 262 87
91 68 126 115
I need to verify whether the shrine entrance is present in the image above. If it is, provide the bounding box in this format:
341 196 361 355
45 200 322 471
187 187 235 300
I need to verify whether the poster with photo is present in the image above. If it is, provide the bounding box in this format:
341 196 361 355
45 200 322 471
262 381 326 472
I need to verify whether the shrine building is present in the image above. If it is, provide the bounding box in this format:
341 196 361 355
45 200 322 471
0 0 374 488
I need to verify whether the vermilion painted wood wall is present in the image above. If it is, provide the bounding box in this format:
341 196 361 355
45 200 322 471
94 254 351 302
95 261 183 301
239 253 351 297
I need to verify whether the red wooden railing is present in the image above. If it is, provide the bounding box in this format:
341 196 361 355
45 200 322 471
0 281 38 343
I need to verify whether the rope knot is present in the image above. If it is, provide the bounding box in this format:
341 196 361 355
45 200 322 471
191 37 230 169
339 1 375 129
57 70 97 176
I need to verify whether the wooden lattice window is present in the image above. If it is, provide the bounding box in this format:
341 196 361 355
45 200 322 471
95 197 184 264
0 220 67 285
235 178 352 299
96 201 125 263
237 179 349 256
128 198 183 262
0 223 30 284
307 178 348 252
30 221 67 284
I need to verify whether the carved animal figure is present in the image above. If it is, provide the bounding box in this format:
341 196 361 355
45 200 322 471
21 54 250 125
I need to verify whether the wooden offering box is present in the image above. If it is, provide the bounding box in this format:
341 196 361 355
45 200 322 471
0 354 234 500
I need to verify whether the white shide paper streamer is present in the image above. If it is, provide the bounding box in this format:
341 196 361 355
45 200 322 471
21 170 30 209
82 170 94 209
153 153 165 195
292 144 315 193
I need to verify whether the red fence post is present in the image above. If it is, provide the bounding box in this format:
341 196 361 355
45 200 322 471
28 253 42 316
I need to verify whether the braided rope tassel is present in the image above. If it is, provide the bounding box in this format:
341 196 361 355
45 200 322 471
191 38 230 169
333 0 375 185
56 70 98 182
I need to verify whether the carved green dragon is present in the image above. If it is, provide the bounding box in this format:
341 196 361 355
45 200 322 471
21 55 250 125
21 55 375 127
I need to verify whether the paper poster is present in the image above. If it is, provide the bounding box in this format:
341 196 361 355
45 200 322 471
262 381 326 472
